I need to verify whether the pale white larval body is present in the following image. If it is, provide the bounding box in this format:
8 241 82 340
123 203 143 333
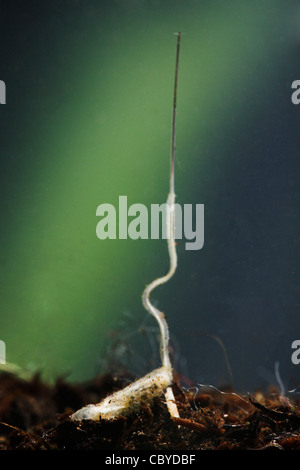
71 366 173 421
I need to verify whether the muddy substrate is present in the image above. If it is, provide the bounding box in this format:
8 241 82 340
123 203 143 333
0 371 299 450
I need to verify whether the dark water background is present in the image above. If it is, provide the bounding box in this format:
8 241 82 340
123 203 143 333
0 0 299 395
